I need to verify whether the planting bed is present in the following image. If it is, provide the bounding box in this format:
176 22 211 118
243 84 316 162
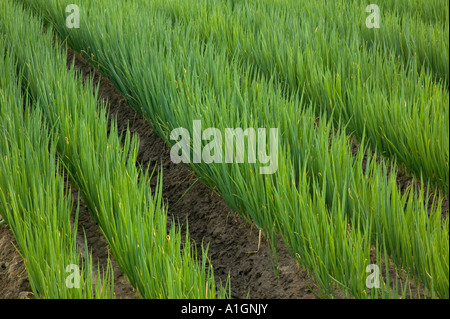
0 0 448 299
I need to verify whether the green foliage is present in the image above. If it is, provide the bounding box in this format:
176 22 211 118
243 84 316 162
0 39 114 299
14 0 450 298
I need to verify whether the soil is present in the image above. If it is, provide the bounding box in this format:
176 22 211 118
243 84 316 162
0 226 32 299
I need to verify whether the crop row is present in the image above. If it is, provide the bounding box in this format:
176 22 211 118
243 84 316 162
0 37 113 298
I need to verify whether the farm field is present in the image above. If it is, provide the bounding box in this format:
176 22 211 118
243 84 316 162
0 0 448 299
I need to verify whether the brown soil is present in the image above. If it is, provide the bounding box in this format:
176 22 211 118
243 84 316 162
0 226 32 299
